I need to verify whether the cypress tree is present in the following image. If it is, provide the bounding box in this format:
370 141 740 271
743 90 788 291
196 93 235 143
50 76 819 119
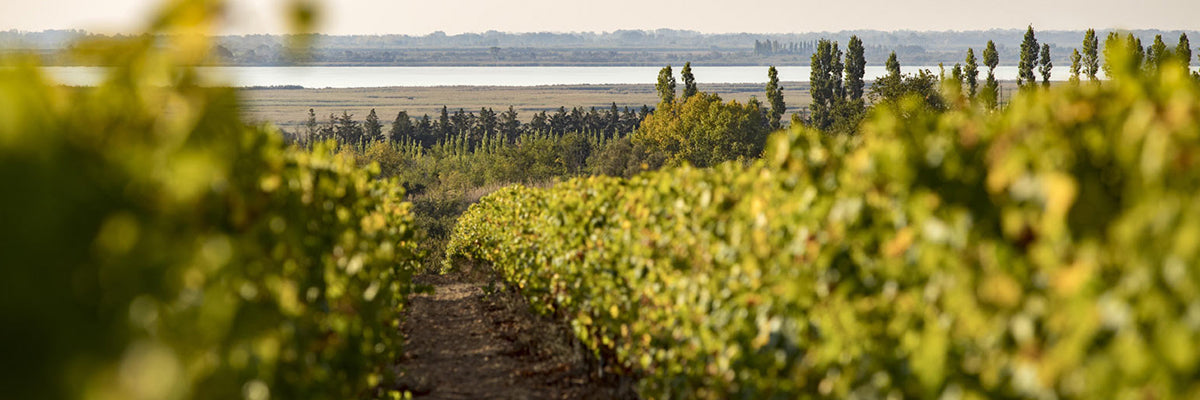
1083 29 1100 81
1018 26 1039 89
1039 44 1053 88
656 65 676 105
845 35 866 102
983 40 1000 108
681 62 698 100
765 66 785 130
964 48 979 99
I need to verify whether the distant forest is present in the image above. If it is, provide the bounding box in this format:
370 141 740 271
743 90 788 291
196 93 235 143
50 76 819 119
4 28 1198 67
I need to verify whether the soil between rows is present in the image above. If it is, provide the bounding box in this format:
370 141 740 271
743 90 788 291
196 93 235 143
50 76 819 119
395 265 636 399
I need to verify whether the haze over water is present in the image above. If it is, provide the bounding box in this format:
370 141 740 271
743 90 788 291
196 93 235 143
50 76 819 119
42 65 1110 88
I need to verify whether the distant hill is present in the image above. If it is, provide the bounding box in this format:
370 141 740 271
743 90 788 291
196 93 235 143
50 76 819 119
4 28 1197 67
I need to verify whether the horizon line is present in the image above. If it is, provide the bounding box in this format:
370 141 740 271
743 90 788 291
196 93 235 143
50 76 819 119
8 27 1200 37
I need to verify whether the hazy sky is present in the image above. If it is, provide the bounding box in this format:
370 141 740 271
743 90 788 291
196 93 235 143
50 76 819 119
3 0 1198 35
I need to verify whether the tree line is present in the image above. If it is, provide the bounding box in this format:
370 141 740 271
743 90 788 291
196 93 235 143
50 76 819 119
294 103 652 150
801 27 1199 133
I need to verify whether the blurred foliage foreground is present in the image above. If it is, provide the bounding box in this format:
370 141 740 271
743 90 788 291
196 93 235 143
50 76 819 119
448 49 1200 399
0 1 421 400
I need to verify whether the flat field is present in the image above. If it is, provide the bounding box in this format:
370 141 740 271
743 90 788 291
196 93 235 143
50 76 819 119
239 81 1022 133
238 82 814 131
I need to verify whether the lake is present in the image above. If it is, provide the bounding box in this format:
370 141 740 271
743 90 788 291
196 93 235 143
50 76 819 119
42 65 1123 88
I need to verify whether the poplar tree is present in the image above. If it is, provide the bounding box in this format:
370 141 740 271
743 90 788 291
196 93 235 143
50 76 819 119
1069 49 1082 85
950 63 964 94
681 62 698 100
1018 26 1039 89
1083 29 1100 81
765 66 786 130
982 40 1000 108
1148 34 1169 70
886 51 901 78
1039 44 1053 88
809 39 843 131
844 35 866 102
964 48 979 98
832 42 845 101
1103 32 1121 78
656 65 676 105
1128 34 1144 70
1178 33 1192 68
305 108 318 143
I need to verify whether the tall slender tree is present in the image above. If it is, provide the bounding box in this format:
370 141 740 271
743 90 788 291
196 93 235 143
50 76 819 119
983 40 1000 108
1178 33 1192 68
1039 44 1053 88
1103 32 1121 78
964 48 979 98
886 51 901 78
1148 34 1170 70
809 39 843 131
765 66 786 130
656 65 676 105
831 42 845 101
950 63 964 95
680 62 698 100
1018 25 1039 89
305 108 318 143
1083 29 1100 81
1128 34 1145 70
844 35 866 102
1069 49 1082 85
438 106 451 137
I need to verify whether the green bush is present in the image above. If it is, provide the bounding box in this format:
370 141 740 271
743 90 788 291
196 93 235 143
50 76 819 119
448 54 1200 399
0 2 419 399
633 92 769 168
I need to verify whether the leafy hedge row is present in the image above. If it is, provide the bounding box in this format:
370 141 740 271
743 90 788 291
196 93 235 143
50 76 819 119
0 20 418 400
447 59 1200 398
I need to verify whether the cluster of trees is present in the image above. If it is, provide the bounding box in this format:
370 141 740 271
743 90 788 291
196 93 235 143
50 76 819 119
637 62 772 167
805 37 869 133
1094 31 1195 79
814 27 1200 132
297 103 651 151
753 39 818 56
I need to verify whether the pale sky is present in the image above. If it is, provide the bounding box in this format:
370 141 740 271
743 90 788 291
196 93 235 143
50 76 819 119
2 0 1198 35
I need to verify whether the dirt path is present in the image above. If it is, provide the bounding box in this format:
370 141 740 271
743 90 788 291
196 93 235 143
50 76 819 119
395 267 635 399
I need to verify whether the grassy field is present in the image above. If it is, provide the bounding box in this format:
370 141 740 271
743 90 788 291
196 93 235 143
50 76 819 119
239 82 814 132
240 81 1022 133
